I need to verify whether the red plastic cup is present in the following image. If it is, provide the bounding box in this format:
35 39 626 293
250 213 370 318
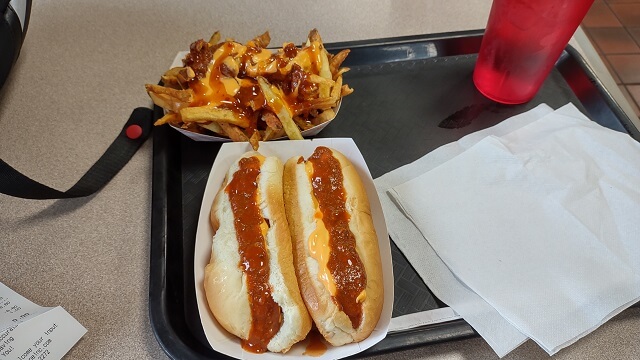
473 0 595 104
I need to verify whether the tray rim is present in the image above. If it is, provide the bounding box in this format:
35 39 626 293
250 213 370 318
149 29 639 360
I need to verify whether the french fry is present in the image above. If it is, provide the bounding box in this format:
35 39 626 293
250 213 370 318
293 116 314 131
312 109 336 125
154 113 178 126
293 96 338 116
219 123 248 142
199 121 225 135
262 127 286 141
331 75 343 101
308 74 335 87
308 29 321 43
329 50 350 76
180 106 250 128
208 31 221 46
341 84 354 97
145 84 193 102
249 130 261 150
318 48 332 80
161 76 182 89
249 31 271 48
161 67 196 88
257 77 303 140
334 67 350 79
148 92 189 113
221 57 239 77
262 111 282 130
317 46 332 99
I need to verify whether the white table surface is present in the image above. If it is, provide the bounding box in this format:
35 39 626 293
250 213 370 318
1 1 638 359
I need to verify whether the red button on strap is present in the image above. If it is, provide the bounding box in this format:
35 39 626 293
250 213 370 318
125 124 143 140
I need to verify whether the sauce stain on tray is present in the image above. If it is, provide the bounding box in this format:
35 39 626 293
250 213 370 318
439 102 504 129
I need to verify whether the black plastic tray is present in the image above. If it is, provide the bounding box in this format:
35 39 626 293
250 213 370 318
149 30 640 359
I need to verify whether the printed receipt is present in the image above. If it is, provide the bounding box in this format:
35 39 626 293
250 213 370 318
0 282 86 360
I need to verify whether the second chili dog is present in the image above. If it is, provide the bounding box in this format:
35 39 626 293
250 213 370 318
283 146 384 346
204 151 312 353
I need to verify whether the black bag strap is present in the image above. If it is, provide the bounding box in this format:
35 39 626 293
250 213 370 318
0 107 154 199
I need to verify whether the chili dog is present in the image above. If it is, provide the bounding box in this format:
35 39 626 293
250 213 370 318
283 146 384 346
204 151 312 353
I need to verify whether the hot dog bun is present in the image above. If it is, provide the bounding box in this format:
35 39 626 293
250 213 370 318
283 146 384 346
204 151 312 353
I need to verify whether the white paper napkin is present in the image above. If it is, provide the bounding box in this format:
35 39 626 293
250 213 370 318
387 104 640 355
375 104 554 357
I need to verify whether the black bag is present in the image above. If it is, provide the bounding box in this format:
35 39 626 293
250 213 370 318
1 0 30 90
